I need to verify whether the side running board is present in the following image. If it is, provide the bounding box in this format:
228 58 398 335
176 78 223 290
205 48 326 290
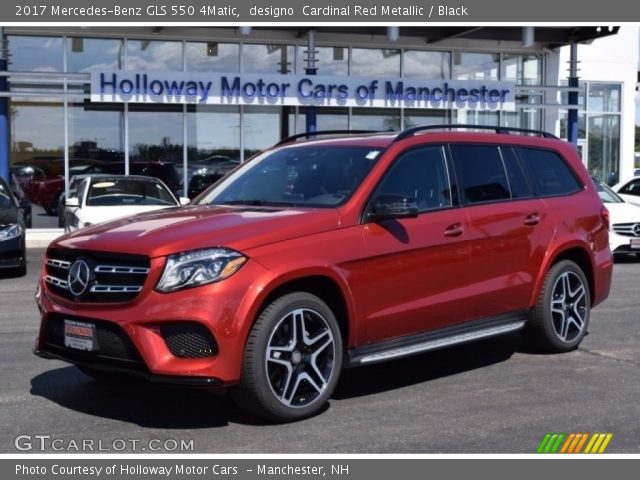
347 312 528 367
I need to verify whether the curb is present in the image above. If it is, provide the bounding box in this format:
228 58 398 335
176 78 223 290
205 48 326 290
26 229 64 249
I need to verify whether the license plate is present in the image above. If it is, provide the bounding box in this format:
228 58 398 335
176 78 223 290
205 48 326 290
631 239 640 250
64 320 96 351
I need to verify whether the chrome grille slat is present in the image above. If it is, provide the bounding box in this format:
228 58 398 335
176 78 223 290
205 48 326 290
46 259 71 269
94 265 150 274
44 250 150 303
612 223 640 237
45 275 68 289
90 285 144 293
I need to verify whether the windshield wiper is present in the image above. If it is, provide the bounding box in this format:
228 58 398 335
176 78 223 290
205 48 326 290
221 199 281 206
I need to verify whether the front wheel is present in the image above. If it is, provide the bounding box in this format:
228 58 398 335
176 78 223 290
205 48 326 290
233 292 343 422
524 260 591 352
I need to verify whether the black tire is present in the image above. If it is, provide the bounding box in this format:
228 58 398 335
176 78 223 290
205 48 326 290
524 260 590 352
233 292 343 422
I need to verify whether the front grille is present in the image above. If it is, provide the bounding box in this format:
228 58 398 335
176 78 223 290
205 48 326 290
160 323 218 358
44 248 150 303
612 223 640 238
42 314 143 364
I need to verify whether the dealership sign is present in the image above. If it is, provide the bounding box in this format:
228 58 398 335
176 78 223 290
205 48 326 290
90 70 516 111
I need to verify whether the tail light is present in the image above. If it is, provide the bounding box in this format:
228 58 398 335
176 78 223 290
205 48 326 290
601 206 610 231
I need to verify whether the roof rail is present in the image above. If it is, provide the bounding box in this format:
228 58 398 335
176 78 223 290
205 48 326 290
274 130 383 147
393 124 558 143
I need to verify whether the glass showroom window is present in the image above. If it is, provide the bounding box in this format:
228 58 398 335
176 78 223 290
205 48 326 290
186 42 240 72
7 36 63 72
187 105 241 162
404 109 449 129
296 46 348 75
242 44 295 74
67 37 124 72
403 50 451 79
351 48 401 77
501 53 542 86
243 106 283 159
452 52 499 81
453 110 500 127
351 108 401 131
126 39 183 71
68 103 124 162
294 107 349 134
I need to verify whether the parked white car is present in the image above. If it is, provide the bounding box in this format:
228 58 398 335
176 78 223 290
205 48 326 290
65 175 188 232
611 177 640 207
594 178 640 256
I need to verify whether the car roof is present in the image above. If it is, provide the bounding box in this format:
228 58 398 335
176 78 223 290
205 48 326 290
273 127 563 150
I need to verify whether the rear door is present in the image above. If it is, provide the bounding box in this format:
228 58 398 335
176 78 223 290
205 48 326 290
360 145 472 343
450 144 551 319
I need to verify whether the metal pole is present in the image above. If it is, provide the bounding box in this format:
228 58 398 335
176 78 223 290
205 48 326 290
0 27 9 183
305 30 317 138
567 43 579 145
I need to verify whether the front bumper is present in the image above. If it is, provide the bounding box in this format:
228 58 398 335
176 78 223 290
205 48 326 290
34 257 271 385
0 234 26 269
610 230 640 255
33 347 222 386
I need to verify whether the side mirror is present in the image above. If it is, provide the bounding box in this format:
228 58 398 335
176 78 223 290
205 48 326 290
65 197 79 207
179 197 190 206
19 199 31 210
367 194 418 222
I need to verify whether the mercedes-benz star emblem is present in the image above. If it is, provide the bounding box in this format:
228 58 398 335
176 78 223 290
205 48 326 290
633 224 640 237
67 259 91 296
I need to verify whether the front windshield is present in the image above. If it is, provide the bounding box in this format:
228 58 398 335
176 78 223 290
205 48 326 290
593 179 623 204
195 146 382 207
86 178 177 206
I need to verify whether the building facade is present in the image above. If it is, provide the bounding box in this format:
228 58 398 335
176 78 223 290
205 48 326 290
0 26 635 228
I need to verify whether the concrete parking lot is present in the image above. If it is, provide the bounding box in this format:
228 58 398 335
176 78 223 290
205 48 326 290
1 249 639 453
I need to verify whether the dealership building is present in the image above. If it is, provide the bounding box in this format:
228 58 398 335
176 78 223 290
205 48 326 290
0 26 637 229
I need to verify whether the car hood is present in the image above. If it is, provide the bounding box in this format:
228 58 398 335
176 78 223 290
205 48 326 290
605 201 640 224
52 204 341 258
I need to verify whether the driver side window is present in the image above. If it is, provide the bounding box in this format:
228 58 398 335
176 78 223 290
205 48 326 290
375 146 452 212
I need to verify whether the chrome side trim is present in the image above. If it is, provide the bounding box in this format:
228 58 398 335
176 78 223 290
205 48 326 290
94 265 150 274
45 275 68 289
358 321 526 364
89 285 143 293
46 259 71 269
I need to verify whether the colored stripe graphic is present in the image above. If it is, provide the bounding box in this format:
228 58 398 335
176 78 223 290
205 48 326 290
538 433 613 454
537 433 565 453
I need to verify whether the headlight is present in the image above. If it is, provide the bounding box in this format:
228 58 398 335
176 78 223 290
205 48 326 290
0 224 22 242
156 248 247 292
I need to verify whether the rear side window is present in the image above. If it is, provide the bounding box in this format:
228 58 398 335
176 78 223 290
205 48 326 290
450 145 510 204
518 148 582 196
500 147 534 199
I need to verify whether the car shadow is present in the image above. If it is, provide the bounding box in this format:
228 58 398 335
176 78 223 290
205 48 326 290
29 366 269 428
30 332 535 426
334 332 526 400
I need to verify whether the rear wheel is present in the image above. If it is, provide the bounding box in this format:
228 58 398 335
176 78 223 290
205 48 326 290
233 292 343 422
524 260 590 352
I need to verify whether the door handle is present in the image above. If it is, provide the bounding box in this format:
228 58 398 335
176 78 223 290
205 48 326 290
524 213 540 226
444 223 464 237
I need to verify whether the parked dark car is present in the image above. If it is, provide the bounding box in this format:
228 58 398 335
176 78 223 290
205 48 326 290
0 176 28 276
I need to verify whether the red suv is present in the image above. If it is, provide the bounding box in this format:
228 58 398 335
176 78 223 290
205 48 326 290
34 126 613 422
